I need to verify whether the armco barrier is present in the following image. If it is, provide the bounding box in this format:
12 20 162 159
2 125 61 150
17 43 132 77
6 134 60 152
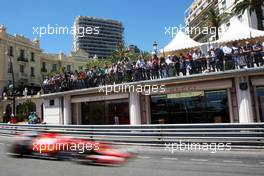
0 123 264 149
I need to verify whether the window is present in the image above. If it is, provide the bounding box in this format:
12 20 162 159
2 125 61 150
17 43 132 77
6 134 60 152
42 62 46 69
256 87 264 122
222 0 226 10
20 65 25 73
81 100 129 125
30 67 35 77
67 65 71 72
49 99 55 106
226 22 230 29
9 46 13 57
238 14 243 22
20 49 25 58
52 64 57 72
31 52 35 61
151 90 229 124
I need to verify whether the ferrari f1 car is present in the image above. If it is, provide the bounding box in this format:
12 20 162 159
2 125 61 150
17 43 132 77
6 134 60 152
8 132 133 165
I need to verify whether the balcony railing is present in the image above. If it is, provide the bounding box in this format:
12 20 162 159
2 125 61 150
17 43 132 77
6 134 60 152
18 72 28 78
17 57 28 62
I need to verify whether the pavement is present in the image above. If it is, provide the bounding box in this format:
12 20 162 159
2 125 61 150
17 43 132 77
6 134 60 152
0 135 264 176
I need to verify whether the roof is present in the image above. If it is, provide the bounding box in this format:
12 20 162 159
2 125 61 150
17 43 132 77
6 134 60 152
214 19 264 43
162 30 201 52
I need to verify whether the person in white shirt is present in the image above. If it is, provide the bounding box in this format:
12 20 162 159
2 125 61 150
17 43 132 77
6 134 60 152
192 49 201 73
222 44 234 70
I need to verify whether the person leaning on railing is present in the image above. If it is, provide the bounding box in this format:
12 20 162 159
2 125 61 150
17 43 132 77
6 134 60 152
252 40 263 67
243 41 253 68
151 54 159 79
222 44 234 70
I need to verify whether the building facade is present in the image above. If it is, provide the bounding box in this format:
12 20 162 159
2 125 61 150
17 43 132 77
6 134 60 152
0 25 89 121
40 68 264 125
40 50 90 80
73 16 124 58
0 25 42 96
185 0 264 42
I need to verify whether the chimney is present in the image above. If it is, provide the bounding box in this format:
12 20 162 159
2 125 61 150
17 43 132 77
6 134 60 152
0 24 6 33
33 38 40 47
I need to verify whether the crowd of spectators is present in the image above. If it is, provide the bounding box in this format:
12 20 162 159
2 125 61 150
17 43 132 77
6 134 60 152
42 41 264 94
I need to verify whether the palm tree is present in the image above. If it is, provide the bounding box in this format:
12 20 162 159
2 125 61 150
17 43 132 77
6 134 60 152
112 43 129 62
207 8 231 40
207 8 222 40
232 0 264 30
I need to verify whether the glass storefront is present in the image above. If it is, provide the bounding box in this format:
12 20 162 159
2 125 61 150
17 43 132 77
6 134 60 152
151 90 229 124
81 99 129 125
256 87 264 122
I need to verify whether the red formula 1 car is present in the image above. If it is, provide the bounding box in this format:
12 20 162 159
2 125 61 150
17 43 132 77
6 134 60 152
8 132 133 165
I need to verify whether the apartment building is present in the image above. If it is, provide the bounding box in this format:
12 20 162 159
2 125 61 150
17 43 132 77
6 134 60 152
73 16 124 58
185 0 264 42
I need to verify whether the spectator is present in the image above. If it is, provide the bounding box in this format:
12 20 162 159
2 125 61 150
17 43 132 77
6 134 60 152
252 40 263 67
232 42 243 69
41 43 264 94
214 46 224 72
222 44 234 70
160 57 167 78
192 48 201 73
243 41 253 68
152 54 159 79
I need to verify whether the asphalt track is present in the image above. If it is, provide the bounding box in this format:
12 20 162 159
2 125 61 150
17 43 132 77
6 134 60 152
0 135 263 176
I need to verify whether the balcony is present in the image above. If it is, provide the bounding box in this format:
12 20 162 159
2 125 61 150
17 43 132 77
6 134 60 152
18 72 28 79
17 57 28 62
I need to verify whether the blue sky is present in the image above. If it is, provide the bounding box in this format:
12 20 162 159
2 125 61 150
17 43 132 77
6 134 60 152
0 0 193 54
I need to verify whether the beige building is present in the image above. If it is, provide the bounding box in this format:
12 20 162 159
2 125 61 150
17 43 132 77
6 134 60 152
40 50 90 80
0 25 42 96
0 25 89 121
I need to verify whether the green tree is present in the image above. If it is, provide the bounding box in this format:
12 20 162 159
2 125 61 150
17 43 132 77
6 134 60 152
16 100 36 122
112 44 130 62
232 0 264 30
59 66 66 73
86 58 114 69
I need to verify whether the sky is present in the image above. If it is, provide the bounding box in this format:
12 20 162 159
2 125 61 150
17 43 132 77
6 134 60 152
0 0 193 54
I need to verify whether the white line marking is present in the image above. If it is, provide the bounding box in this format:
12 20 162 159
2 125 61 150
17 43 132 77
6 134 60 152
162 157 178 161
190 158 208 162
223 160 242 163
259 162 264 165
137 156 151 159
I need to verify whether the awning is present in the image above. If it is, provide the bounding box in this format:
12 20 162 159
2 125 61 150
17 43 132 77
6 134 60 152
162 30 201 52
214 19 264 43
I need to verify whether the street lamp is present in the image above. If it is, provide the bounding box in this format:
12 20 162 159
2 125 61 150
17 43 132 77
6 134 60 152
6 51 16 116
153 41 158 55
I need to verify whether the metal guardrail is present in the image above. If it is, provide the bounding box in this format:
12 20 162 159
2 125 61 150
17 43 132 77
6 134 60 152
0 123 264 148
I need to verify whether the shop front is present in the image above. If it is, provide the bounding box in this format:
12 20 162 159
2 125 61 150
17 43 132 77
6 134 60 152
71 93 130 125
151 90 229 124
256 87 264 122
81 99 129 125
